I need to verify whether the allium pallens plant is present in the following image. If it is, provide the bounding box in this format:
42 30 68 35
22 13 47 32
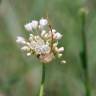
16 18 65 63
16 17 66 96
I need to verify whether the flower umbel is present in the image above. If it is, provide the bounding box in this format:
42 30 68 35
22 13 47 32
16 18 64 63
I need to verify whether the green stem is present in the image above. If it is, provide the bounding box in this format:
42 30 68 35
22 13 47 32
39 63 45 96
80 8 91 96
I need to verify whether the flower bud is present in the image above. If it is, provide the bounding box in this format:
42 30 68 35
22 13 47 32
58 53 63 58
53 42 58 47
27 52 31 56
44 33 49 39
21 46 30 51
57 47 64 52
52 29 56 33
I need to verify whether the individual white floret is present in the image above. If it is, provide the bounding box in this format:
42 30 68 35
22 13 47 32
61 60 66 64
44 33 49 39
52 29 56 33
49 29 56 34
58 53 63 58
16 36 26 44
21 46 30 51
54 32 62 40
31 20 38 29
56 47 64 53
39 18 48 26
29 34 34 41
24 23 32 31
41 30 46 37
58 47 64 52
27 52 31 56
26 42 30 46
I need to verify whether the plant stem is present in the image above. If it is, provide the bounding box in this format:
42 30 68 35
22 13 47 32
39 63 45 96
80 8 91 96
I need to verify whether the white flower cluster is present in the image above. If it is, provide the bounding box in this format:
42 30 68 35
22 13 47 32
16 18 64 63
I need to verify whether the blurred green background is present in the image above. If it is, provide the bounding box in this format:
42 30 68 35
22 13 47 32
0 0 96 96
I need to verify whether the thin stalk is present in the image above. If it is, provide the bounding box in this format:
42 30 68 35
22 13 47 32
39 63 45 96
48 24 54 50
80 9 91 96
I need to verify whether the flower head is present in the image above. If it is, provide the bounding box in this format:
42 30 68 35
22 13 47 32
16 18 65 63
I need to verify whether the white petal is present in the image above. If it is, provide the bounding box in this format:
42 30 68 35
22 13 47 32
52 29 56 33
61 60 66 64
